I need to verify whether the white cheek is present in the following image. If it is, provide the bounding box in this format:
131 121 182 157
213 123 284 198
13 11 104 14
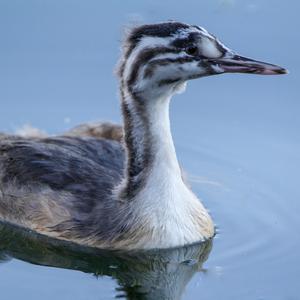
148 63 181 82
153 52 185 60
179 61 207 78
201 37 222 58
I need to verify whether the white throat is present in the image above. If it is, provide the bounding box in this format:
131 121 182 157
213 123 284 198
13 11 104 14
124 92 214 249
147 94 181 176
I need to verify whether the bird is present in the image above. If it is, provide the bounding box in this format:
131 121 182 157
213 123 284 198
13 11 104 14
0 21 287 250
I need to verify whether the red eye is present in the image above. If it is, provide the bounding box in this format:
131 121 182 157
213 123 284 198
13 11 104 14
185 46 198 56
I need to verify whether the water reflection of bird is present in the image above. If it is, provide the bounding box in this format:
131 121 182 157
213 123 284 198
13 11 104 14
0 222 212 300
0 22 287 250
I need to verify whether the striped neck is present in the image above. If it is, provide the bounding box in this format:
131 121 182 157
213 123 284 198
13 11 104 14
119 91 181 200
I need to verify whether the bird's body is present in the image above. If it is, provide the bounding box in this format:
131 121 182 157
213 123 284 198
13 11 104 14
0 22 286 250
0 135 127 247
0 132 211 249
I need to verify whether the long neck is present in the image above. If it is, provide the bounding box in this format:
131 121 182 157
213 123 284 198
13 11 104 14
119 91 182 199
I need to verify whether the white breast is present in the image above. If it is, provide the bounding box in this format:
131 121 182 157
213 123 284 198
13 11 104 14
131 164 214 249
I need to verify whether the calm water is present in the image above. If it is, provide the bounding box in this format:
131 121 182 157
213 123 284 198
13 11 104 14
0 0 299 299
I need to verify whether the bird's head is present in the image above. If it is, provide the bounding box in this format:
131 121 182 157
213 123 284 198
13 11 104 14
118 21 287 99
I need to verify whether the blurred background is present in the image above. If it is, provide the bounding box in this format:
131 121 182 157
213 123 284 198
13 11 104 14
0 0 297 135
0 1 299 299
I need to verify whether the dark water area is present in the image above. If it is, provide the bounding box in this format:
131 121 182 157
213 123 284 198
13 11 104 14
0 0 299 299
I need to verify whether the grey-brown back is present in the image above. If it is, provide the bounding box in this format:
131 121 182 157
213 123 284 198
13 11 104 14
0 134 125 241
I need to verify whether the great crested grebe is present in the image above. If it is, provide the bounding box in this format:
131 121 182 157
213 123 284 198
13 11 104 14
0 22 287 250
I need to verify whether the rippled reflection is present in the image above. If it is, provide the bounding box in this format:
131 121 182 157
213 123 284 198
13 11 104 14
0 222 212 300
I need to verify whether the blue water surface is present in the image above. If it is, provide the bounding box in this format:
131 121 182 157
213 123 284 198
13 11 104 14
0 0 299 299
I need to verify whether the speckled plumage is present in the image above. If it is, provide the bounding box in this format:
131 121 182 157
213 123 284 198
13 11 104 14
0 135 124 241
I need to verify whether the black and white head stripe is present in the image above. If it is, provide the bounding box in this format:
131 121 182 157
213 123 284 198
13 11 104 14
118 21 229 95
121 22 189 59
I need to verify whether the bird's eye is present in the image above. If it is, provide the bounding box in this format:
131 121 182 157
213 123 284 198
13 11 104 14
185 46 198 56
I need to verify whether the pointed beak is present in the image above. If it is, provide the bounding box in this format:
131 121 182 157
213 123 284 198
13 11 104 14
210 54 288 75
